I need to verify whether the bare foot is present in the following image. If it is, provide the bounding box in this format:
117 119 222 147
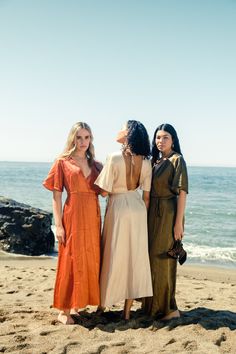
161 310 180 321
121 312 130 321
58 312 75 324
70 309 80 316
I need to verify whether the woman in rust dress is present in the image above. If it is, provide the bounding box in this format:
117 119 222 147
43 122 102 324
143 123 188 320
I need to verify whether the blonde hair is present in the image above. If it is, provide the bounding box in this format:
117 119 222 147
59 122 95 165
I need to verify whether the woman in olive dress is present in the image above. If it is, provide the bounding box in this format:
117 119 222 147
143 123 188 320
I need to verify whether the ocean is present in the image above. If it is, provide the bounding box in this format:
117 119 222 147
0 161 235 268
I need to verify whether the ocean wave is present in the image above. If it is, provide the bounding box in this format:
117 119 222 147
185 242 236 266
0 250 56 260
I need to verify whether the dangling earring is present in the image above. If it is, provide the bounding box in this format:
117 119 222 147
172 143 174 148
122 142 127 152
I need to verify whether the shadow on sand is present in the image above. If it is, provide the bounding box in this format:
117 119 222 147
69 307 236 332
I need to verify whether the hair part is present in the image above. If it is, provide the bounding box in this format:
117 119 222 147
59 122 95 166
151 123 182 165
126 120 151 158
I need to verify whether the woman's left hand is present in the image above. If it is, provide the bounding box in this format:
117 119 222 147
174 222 184 240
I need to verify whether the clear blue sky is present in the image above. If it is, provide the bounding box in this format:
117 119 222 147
0 0 235 166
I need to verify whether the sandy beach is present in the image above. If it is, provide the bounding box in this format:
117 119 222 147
0 253 236 354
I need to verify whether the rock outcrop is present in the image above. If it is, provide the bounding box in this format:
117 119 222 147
0 196 54 256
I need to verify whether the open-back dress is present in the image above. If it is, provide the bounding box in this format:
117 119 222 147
95 151 153 307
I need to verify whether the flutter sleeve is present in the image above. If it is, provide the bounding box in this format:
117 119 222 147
43 159 64 192
94 155 114 193
140 159 152 192
171 155 188 195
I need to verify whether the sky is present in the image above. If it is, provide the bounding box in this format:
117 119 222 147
0 0 235 167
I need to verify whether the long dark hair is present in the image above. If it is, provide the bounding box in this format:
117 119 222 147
126 120 150 158
151 123 182 165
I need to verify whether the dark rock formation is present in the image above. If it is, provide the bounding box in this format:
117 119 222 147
0 196 55 256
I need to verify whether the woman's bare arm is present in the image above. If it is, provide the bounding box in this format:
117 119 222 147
53 190 65 245
174 190 187 240
142 191 150 209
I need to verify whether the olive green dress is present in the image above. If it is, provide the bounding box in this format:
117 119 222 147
144 152 188 317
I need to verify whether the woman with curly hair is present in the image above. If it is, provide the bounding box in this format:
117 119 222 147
95 120 153 320
43 122 102 324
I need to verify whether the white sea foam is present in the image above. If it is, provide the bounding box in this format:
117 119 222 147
1 163 236 268
185 242 236 266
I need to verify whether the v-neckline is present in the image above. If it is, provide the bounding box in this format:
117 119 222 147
153 152 175 176
69 157 92 180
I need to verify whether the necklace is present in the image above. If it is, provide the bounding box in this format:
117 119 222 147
156 150 174 165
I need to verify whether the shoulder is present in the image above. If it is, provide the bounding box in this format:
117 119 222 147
142 158 151 166
106 151 122 163
55 157 68 163
142 158 152 170
170 153 187 168
50 158 64 167
51 157 73 170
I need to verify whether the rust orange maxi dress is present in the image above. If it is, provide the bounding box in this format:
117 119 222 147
43 157 102 310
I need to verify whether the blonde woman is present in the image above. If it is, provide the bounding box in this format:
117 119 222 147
43 122 102 324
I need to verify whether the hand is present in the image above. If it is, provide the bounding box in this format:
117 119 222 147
174 222 184 241
56 225 66 245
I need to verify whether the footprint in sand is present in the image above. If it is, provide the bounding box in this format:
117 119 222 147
215 333 227 346
13 310 35 314
13 335 26 343
182 340 198 351
165 338 176 346
13 343 30 351
39 330 54 336
113 342 126 347
6 290 18 294
199 296 214 301
43 288 53 292
206 296 214 301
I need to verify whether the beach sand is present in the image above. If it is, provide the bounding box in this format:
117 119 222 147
0 253 236 354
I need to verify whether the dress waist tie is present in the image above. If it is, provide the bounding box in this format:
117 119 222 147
150 194 177 217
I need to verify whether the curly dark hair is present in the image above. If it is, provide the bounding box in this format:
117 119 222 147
126 120 151 158
151 123 182 165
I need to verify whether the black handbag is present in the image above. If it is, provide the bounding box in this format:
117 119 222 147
167 240 187 265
